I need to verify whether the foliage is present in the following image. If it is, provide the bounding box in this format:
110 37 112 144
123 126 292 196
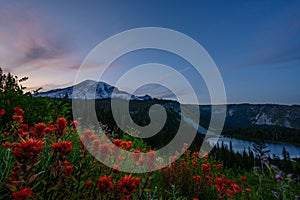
1 106 300 199
0 67 71 133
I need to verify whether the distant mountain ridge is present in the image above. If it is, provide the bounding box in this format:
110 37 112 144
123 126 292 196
37 81 300 130
223 104 300 130
36 80 151 100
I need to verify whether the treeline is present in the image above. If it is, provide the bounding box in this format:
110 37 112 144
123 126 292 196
223 126 300 146
208 141 300 175
74 98 202 149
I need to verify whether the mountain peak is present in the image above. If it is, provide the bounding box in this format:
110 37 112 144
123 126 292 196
36 80 152 101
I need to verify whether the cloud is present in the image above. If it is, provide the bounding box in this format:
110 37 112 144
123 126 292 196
253 44 300 67
0 5 74 70
26 81 73 91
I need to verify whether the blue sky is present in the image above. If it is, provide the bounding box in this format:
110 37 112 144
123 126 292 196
0 1 299 104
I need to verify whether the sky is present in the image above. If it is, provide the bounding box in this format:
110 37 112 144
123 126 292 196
0 0 300 105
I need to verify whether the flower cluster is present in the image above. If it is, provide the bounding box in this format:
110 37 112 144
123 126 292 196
97 175 115 193
3 138 44 165
12 188 32 200
119 175 140 199
51 141 73 160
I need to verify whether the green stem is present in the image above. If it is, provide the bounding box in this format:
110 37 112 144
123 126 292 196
42 152 55 199
138 172 150 200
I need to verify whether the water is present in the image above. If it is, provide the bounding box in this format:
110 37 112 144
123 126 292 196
182 114 300 159
206 136 300 159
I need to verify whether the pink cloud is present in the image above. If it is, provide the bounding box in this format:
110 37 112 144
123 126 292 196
0 5 74 70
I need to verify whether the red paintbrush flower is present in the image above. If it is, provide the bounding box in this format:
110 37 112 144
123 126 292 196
113 139 121 147
55 118 67 138
33 123 47 138
12 187 32 200
119 175 140 196
240 176 248 182
14 107 24 116
70 120 79 130
13 115 23 125
97 175 115 193
146 150 156 171
64 165 73 177
99 143 112 160
0 109 5 116
12 138 44 164
202 163 211 174
51 141 73 159
131 149 141 161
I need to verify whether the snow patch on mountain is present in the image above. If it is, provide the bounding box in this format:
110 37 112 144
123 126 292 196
254 113 276 125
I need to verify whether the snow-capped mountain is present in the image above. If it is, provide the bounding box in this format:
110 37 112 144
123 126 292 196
36 80 152 100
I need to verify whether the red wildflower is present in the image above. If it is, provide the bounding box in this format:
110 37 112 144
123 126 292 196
55 117 67 138
86 179 92 189
240 176 248 182
205 176 213 186
99 143 112 160
192 151 199 158
215 177 222 184
97 175 114 193
13 115 23 124
2 141 12 148
125 141 132 150
131 149 141 161
44 125 54 134
92 139 101 155
64 165 73 177
203 154 209 159
62 160 69 165
232 183 242 192
186 167 190 173
12 138 44 164
0 109 5 116
202 163 211 174
245 188 251 192
113 139 121 147
121 141 132 150
14 107 24 116
51 141 73 159
193 175 201 182
185 150 191 158
215 184 224 194
12 187 32 200
33 123 47 137
80 130 95 148
22 124 28 131
138 157 144 166
180 158 186 166
70 120 79 129
119 175 140 196
20 132 29 138
146 150 156 170
192 160 197 169
226 189 235 196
